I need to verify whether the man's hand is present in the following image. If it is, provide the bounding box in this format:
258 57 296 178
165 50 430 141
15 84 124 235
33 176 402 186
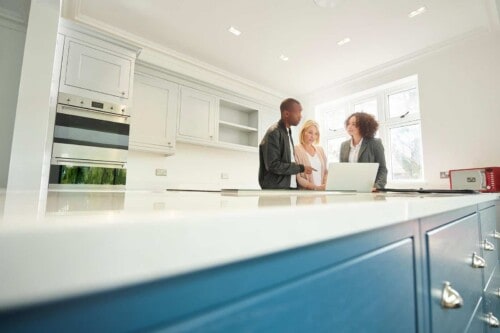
303 166 316 174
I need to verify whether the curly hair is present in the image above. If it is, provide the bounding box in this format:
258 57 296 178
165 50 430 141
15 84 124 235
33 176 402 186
299 120 320 145
345 112 379 138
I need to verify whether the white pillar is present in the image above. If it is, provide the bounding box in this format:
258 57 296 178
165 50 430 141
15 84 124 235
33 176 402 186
7 0 61 191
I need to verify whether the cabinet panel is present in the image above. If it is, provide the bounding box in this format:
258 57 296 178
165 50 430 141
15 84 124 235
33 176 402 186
129 73 178 154
62 39 132 99
465 298 486 333
164 238 417 333
427 213 484 332
480 206 498 283
177 86 216 142
484 265 500 333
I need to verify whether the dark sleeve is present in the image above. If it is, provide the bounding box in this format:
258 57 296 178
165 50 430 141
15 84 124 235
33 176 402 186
262 130 303 175
373 139 388 189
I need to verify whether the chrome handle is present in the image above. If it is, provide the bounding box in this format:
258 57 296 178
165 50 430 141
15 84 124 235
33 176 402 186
441 281 463 308
494 230 500 239
483 239 495 251
486 312 500 327
471 252 486 268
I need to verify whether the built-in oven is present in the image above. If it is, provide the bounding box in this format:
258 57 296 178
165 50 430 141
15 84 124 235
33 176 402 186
49 92 130 188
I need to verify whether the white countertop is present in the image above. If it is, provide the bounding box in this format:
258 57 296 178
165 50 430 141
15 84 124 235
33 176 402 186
0 189 497 310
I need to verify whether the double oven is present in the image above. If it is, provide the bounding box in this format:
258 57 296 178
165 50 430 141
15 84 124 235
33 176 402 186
49 92 130 187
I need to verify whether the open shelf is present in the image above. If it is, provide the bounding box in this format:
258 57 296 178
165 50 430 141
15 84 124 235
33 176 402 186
218 99 259 148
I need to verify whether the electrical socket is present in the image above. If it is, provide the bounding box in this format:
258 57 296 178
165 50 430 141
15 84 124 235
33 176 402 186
221 172 229 179
439 171 449 179
155 168 167 176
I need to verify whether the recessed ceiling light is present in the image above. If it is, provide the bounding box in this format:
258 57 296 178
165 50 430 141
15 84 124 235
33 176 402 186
408 6 426 18
228 26 241 36
280 54 289 61
337 37 351 46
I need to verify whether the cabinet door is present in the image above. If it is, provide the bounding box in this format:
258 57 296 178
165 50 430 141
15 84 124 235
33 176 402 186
426 213 484 332
63 39 132 99
484 265 500 333
129 74 179 154
162 238 417 332
479 205 498 283
177 86 216 142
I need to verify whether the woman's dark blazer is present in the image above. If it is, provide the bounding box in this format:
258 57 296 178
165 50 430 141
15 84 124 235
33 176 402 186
340 137 388 189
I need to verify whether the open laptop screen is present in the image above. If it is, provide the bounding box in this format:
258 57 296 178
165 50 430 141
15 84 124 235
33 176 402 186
325 163 379 192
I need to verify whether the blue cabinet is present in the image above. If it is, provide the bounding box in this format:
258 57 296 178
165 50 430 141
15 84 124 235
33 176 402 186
0 221 420 333
162 238 416 333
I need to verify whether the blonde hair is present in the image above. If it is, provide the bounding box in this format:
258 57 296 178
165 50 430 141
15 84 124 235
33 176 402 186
299 120 320 145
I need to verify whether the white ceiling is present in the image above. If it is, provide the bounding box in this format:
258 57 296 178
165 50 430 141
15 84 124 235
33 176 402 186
65 0 498 96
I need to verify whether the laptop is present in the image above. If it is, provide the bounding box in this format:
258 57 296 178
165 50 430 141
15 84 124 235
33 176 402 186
325 163 379 192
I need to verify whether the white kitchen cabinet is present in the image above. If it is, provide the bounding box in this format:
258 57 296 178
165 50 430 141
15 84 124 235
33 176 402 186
177 86 217 143
129 73 179 155
57 19 140 104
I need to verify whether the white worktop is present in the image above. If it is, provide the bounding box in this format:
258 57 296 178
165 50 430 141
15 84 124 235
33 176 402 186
0 189 497 310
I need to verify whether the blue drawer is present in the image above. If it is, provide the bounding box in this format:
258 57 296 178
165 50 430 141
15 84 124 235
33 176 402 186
426 213 484 332
479 205 498 283
465 297 485 333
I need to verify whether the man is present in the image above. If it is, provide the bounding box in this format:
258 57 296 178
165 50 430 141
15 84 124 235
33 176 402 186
259 98 314 189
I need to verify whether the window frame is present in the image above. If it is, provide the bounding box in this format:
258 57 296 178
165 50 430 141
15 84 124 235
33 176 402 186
315 75 424 183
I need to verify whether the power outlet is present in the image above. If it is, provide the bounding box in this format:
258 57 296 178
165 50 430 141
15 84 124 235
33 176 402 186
155 168 167 176
439 171 449 179
221 172 229 179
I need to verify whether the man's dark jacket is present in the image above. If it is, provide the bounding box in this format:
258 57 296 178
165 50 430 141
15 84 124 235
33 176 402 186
259 120 304 189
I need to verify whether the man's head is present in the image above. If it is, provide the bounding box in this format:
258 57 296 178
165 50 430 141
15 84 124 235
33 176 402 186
280 98 302 128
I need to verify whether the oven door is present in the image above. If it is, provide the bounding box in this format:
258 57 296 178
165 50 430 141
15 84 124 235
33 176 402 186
51 103 130 168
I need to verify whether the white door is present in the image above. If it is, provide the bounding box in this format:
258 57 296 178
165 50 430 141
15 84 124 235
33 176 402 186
130 73 179 153
63 39 132 98
178 86 216 142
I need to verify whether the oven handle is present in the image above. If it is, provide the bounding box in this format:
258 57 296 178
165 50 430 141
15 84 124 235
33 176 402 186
51 157 126 169
57 104 130 123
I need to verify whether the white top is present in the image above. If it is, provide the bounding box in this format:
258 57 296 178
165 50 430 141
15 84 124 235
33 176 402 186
307 153 322 186
0 189 497 309
349 138 363 162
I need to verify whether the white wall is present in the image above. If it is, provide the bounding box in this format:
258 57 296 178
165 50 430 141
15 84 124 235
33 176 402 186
126 142 261 191
0 0 29 188
7 0 60 190
306 30 500 188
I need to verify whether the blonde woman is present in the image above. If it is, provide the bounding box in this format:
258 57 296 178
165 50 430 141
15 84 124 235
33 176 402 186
294 120 328 190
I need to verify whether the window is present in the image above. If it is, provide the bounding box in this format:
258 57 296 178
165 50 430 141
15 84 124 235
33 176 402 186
315 75 424 182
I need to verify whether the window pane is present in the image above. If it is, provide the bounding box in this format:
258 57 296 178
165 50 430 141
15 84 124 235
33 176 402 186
325 108 346 132
353 99 377 119
326 137 347 163
390 124 423 180
388 88 417 118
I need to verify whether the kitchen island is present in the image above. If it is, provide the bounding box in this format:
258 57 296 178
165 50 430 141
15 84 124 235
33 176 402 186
0 189 499 332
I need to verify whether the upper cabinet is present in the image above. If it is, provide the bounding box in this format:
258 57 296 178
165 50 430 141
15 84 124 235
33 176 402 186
62 39 133 99
176 85 270 152
177 86 217 143
129 72 179 155
57 20 141 105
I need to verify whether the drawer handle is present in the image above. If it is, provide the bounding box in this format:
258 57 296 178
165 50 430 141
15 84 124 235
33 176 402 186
441 281 463 309
496 288 500 298
486 312 500 328
483 239 495 251
494 230 500 239
471 252 486 268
